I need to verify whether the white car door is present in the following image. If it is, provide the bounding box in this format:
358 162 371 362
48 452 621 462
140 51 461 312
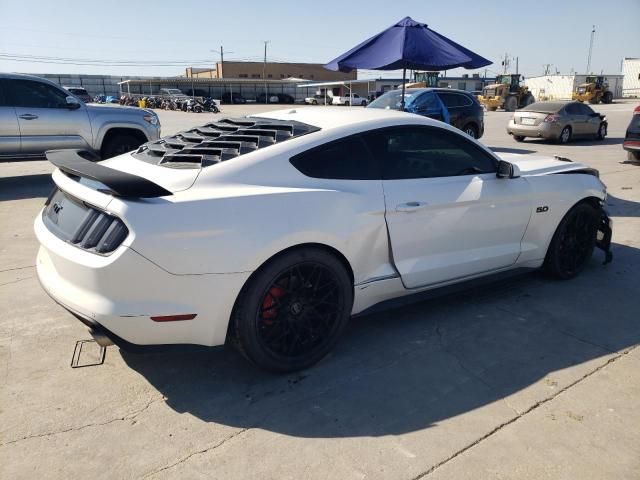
364 126 532 289
7 78 92 156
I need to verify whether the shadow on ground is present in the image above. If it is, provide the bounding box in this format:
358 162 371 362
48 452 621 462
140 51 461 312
523 137 624 147
0 174 53 201
122 241 640 439
607 194 640 217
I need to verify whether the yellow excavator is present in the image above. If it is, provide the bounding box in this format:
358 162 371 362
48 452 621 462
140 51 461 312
572 76 613 104
477 74 535 112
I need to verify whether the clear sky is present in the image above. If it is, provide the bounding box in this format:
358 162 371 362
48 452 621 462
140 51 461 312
1 0 638 79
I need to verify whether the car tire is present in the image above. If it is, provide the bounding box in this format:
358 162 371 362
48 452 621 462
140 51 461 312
628 150 640 162
231 247 353 372
513 135 525 142
345 101 350 106
558 126 572 144
462 123 478 139
362 101 368 107
504 96 518 112
544 202 599 280
596 123 607 140
312 100 318 105
101 133 144 159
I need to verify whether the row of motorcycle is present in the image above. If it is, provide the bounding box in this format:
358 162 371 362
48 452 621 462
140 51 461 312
118 95 220 113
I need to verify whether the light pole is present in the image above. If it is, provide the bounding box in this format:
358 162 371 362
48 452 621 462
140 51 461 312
586 25 596 74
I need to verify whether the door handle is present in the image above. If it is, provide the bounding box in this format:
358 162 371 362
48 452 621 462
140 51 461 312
396 201 428 212
19 114 38 120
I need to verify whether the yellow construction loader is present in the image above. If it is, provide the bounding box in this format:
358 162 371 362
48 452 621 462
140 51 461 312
572 76 613 104
478 74 535 112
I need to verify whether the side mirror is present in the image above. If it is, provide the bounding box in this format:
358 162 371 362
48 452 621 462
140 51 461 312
496 160 520 179
65 96 81 109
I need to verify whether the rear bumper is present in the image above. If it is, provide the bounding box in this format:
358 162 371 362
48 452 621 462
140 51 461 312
507 120 562 139
623 139 640 152
35 212 251 348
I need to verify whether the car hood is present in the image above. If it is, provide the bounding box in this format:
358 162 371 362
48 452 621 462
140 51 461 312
86 104 152 116
494 152 591 176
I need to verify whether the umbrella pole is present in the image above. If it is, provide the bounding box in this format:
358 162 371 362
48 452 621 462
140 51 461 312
400 67 406 111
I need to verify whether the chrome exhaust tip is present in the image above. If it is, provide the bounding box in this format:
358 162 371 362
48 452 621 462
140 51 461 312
89 330 114 347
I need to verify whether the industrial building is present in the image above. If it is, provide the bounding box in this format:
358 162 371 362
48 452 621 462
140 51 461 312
185 62 355 81
524 74 625 101
622 58 640 97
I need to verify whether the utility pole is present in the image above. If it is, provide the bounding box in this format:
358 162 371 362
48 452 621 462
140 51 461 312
262 40 270 104
502 52 510 74
516 57 519 75
586 25 596 74
220 45 224 78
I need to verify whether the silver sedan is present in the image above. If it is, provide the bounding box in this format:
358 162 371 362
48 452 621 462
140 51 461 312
507 101 607 144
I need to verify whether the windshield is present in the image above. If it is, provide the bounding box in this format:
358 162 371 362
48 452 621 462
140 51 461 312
165 89 183 95
368 90 422 110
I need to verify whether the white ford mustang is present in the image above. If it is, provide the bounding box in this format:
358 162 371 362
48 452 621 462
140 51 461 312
35 108 612 372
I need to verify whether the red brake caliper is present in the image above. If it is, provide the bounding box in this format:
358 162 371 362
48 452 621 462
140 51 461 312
262 285 286 324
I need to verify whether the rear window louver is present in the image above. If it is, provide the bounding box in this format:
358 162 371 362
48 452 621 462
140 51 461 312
134 117 319 168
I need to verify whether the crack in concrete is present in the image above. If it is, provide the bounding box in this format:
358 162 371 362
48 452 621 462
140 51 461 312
0 276 35 288
495 305 618 354
410 344 638 479
0 396 163 447
143 427 251 478
434 321 520 416
0 265 34 273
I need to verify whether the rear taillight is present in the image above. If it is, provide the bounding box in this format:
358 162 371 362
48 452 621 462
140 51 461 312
634 105 640 115
544 114 560 123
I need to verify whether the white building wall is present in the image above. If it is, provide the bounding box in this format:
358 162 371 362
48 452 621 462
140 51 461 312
525 74 625 100
622 58 640 97
524 75 576 100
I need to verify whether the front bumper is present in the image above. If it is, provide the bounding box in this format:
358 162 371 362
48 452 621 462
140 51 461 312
596 208 613 264
507 120 562 139
35 212 250 348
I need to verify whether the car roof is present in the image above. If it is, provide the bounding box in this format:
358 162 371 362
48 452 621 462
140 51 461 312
251 106 448 131
403 87 472 95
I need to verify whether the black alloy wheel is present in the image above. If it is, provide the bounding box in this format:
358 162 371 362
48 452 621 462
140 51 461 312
232 248 352 372
544 203 599 279
463 123 478 139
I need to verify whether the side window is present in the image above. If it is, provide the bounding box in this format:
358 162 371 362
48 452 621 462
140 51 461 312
7 79 69 108
565 103 580 115
290 135 380 180
0 79 8 106
439 92 473 108
578 103 595 115
363 127 497 180
413 92 440 111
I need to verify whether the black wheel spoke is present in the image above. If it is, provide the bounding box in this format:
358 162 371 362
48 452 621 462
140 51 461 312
254 261 344 359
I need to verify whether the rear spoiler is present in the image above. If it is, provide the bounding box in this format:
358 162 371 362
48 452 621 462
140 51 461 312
46 149 172 198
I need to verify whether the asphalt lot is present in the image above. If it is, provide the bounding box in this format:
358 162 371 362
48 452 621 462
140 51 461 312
1 102 639 479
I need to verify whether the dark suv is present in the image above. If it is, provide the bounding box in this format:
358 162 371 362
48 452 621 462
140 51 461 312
624 105 640 162
368 88 484 139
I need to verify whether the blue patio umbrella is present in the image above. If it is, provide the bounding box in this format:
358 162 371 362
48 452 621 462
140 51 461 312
325 17 492 109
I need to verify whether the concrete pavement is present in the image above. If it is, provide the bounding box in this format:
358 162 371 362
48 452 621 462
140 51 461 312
1 102 638 479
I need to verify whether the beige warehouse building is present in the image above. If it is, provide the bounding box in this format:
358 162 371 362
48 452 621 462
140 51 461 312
186 62 355 81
